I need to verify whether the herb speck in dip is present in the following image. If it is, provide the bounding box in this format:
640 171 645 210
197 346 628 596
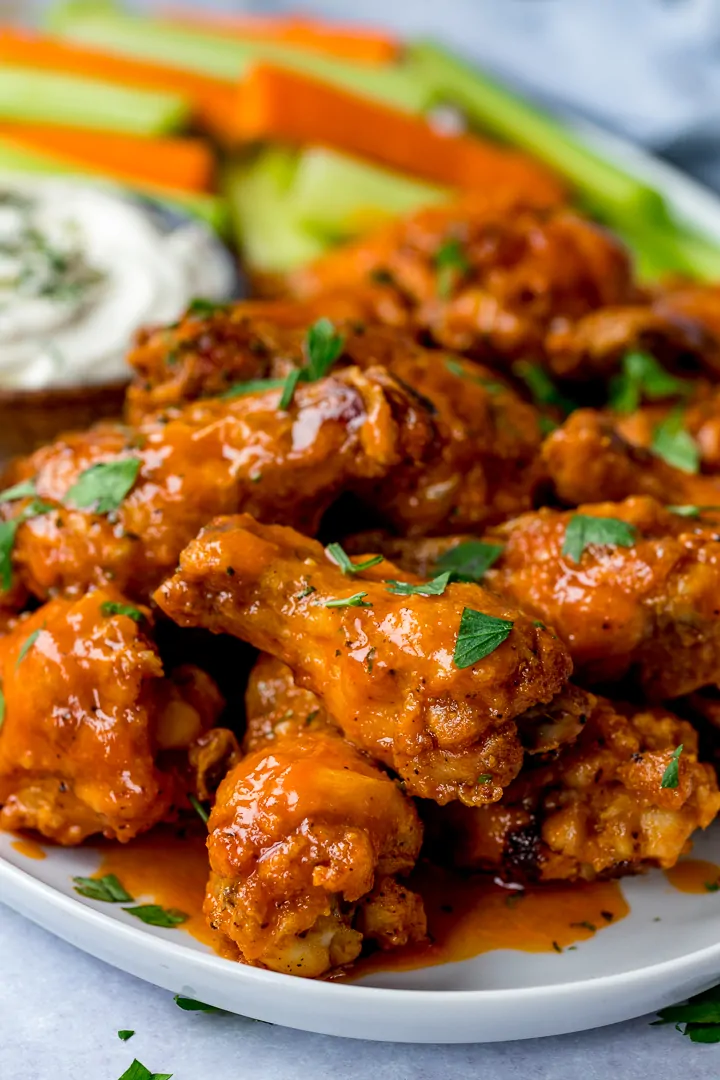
0 179 234 390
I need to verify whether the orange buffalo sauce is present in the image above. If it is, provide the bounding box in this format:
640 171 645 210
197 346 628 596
85 829 629 974
93 825 221 950
10 836 47 860
664 858 720 895
342 863 628 980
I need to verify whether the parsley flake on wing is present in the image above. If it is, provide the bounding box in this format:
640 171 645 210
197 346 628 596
660 745 683 789
385 572 451 596
279 318 346 410
323 592 372 609
608 351 690 414
434 540 504 582
0 498 54 590
65 458 141 515
100 602 145 623
513 360 577 416
562 515 637 563
453 609 513 669
325 542 383 576
651 410 700 474
15 627 41 668
222 378 286 399
434 237 470 298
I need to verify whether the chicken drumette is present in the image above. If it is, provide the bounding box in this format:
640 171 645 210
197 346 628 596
204 653 426 978
156 514 579 806
432 697 720 882
0 587 228 844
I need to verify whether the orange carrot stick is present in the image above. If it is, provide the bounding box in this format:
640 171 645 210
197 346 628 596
161 7 400 64
230 64 566 203
0 27 235 133
0 122 214 193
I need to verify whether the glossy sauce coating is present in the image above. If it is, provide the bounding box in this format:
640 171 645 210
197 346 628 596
156 514 574 805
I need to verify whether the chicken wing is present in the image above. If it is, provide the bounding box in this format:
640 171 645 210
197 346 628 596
0 366 431 604
0 587 227 844
287 201 636 370
432 697 720 882
156 514 576 806
204 652 426 977
483 495 720 699
127 309 546 536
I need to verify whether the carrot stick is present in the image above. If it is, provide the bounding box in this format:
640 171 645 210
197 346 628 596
0 27 235 133
0 123 214 193
230 64 566 203
161 7 400 64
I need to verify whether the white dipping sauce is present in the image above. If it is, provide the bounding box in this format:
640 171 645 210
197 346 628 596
0 178 236 390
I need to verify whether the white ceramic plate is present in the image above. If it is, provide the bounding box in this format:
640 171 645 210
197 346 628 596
4 127 720 1044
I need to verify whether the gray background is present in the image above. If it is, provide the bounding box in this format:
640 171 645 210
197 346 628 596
4 2 720 1077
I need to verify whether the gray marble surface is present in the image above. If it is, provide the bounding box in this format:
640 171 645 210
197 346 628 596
5 2 720 1077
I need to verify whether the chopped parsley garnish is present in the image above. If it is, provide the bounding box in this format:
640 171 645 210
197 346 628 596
101 601 145 623
570 920 597 933
660 744 683 789
0 685 5 731
122 904 189 928
533 620 546 629
453 609 513 669
324 593 372 609
477 773 493 784
513 360 577 416
117 1060 172 1080
705 880 720 893
562 515 637 563
188 793 209 825
186 297 228 318
0 479 37 502
0 498 54 590
279 319 346 410
65 458 141 515
386 572 451 597
434 238 470 298
552 940 563 953
608 351 690 414
118 1031 135 1042
72 874 133 903
325 542 383 576
295 584 316 599
16 627 41 667
653 983 720 1042
443 357 505 393
222 378 286 399
651 410 700 474
173 995 225 1013
434 540 504 582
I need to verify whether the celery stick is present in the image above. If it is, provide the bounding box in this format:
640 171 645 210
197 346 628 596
0 66 188 136
0 136 227 233
619 220 720 283
47 6 428 114
290 148 448 239
408 40 670 227
223 151 329 274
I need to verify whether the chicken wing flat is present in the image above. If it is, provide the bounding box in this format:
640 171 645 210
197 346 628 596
156 514 576 806
0 366 430 604
0 587 226 845
543 408 720 508
432 697 720 882
482 496 720 699
203 651 426 978
127 308 546 536
286 201 636 370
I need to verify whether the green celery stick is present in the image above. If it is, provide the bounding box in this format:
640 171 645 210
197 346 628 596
408 40 670 226
223 151 329 274
291 147 449 239
0 135 227 234
47 5 428 114
0 66 188 136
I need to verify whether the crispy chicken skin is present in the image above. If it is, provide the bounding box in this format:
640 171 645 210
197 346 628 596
433 697 720 882
287 201 636 369
0 588 225 845
543 408 720 508
0 366 430 604
126 295 371 424
127 312 546 536
156 514 575 806
203 652 426 977
483 496 720 699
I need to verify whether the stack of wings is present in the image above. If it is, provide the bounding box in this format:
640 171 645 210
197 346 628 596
4 194 720 978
